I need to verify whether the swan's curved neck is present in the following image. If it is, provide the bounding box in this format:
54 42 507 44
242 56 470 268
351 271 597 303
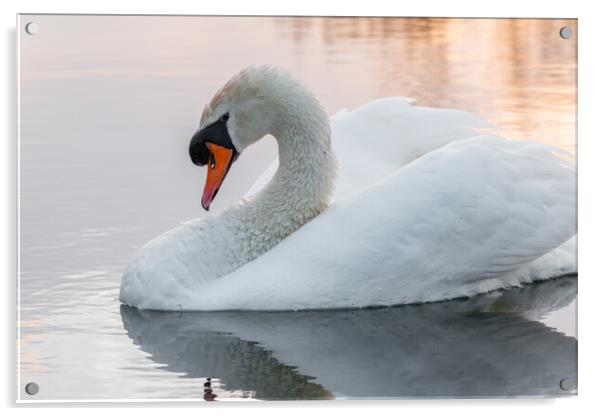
270 114 336 213
226 98 337 261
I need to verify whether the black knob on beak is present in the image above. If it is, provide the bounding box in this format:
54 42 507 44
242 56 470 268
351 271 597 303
189 130 209 166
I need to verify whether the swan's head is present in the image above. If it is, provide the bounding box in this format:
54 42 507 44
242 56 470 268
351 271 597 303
189 65 328 210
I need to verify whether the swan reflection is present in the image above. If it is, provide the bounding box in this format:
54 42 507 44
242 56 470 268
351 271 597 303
120 275 576 400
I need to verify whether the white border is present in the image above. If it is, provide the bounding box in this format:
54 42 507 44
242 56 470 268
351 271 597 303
15 12 21 406
3 0 602 415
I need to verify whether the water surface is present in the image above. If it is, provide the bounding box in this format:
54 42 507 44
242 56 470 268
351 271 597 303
18 15 577 400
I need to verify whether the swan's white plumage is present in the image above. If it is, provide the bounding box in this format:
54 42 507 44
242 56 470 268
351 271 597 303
120 67 576 311
247 97 493 202
145 136 575 311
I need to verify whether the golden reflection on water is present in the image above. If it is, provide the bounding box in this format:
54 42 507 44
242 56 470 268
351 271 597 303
274 17 576 154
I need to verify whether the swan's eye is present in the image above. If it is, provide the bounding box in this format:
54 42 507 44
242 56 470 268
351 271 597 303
219 113 229 123
209 152 216 169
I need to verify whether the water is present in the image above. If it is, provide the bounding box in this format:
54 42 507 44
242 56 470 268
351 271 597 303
18 15 577 400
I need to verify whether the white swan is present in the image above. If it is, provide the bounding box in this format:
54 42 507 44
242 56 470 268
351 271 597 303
120 65 576 311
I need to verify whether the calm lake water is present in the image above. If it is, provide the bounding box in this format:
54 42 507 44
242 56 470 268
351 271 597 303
18 15 577 400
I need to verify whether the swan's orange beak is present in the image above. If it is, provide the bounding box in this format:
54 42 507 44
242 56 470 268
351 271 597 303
202 143 237 211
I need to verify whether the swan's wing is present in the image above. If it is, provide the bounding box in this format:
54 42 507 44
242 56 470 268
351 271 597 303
245 97 491 201
183 135 576 310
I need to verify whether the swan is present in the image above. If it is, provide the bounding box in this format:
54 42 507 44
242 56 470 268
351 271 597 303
120 65 576 311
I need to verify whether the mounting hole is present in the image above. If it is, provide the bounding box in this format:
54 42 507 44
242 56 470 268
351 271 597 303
25 22 39 35
559 26 572 39
559 377 576 391
25 382 39 395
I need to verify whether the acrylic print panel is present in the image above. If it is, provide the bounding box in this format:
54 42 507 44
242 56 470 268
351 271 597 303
17 15 577 401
